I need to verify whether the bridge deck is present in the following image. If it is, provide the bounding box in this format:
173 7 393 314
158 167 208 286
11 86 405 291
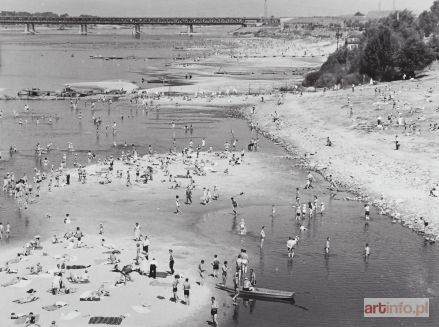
0 16 279 26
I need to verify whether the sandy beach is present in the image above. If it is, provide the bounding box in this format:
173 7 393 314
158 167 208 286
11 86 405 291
1 147 294 327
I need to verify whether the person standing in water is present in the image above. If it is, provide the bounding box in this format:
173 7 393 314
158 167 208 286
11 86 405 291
211 297 219 327
231 197 238 215
259 226 266 248
287 236 296 258
5 222 10 239
198 259 206 285
364 203 370 219
325 237 330 255
221 261 229 285
364 243 370 258
169 249 175 275
212 255 220 278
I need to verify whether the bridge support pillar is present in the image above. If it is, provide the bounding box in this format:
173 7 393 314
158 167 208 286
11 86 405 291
79 24 88 35
187 24 194 34
133 24 141 38
25 23 35 35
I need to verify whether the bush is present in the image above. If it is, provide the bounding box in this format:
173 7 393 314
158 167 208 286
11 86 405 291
342 73 363 86
302 71 321 87
315 73 338 88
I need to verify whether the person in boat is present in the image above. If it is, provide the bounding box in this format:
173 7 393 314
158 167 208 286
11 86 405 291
249 269 256 287
243 277 254 291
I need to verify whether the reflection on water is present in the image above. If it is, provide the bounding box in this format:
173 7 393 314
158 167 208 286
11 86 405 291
198 173 439 326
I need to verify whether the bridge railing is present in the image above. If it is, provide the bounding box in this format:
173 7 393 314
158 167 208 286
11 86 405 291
0 16 280 25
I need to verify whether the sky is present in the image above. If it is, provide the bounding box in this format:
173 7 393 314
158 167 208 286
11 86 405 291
0 0 435 17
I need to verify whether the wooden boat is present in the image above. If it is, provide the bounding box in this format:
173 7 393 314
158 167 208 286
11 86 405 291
215 284 295 300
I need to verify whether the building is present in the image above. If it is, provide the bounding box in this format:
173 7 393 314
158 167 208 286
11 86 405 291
345 32 362 50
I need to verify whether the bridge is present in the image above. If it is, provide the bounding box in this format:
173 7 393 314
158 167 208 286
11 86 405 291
0 16 281 37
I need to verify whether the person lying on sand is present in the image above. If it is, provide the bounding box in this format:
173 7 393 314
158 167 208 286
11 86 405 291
52 235 61 244
113 264 133 285
101 239 118 250
28 262 43 275
68 270 90 283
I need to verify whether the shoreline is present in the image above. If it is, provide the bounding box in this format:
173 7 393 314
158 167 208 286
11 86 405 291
242 82 439 240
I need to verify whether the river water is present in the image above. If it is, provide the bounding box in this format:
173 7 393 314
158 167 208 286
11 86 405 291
0 28 438 327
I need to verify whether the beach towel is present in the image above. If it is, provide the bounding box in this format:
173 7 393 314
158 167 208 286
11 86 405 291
13 296 39 304
66 264 90 269
68 277 90 284
88 316 124 325
60 310 81 321
42 301 68 311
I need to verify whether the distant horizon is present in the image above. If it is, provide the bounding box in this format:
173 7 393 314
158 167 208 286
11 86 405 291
0 0 434 18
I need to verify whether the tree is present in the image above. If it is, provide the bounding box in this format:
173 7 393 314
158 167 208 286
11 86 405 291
428 35 439 58
360 24 400 81
418 10 436 37
354 12 365 16
397 36 435 76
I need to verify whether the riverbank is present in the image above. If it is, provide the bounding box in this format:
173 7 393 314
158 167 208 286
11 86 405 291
244 68 439 239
